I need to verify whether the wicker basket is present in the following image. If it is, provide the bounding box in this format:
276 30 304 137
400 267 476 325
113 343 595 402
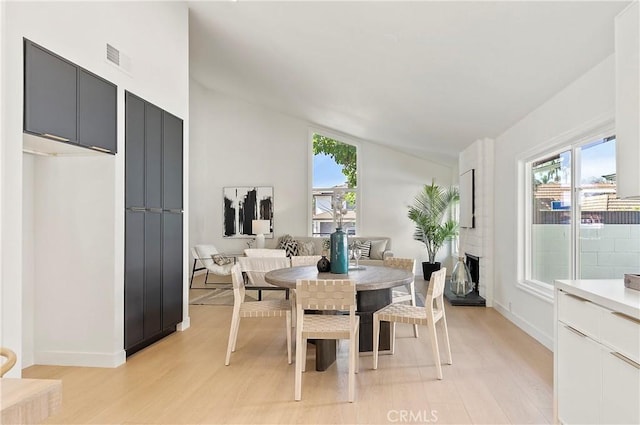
624 274 640 291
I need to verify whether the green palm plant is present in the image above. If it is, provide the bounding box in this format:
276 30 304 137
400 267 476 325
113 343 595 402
408 181 459 264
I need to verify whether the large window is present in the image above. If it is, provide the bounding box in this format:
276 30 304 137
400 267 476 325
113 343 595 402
525 135 640 291
311 132 358 236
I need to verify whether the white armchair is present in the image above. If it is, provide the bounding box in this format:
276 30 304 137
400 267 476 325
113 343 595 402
193 244 235 285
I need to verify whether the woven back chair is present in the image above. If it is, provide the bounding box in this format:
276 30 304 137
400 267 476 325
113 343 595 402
238 256 291 300
372 268 452 380
294 279 360 402
383 257 419 337
291 255 322 267
225 264 292 366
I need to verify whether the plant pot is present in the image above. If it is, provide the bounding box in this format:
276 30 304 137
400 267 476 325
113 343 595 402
422 261 441 281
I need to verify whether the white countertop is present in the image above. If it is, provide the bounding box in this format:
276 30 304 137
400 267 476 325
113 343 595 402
555 279 640 319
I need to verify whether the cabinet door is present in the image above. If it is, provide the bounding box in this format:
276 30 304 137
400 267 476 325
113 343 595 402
124 210 145 349
78 69 117 153
145 104 162 209
602 350 640 424
144 211 162 338
557 323 602 424
162 212 183 329
125 92 145 208
162 112 183 210
24 40 77 142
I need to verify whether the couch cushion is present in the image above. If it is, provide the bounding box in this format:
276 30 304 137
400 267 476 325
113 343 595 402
281 240 299 257
297 241 315 256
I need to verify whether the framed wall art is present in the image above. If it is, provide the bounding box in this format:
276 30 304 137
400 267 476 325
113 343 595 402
223 186 274 238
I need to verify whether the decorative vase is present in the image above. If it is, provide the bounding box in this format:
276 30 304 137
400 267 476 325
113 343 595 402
450 256 473 296
422 262 441 281
317 255 331 273
330 227 348 274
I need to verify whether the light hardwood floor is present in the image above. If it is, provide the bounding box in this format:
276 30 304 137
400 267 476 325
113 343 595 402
24 278 553 424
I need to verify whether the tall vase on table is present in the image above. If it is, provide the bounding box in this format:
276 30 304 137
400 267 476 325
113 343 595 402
330 227 348 274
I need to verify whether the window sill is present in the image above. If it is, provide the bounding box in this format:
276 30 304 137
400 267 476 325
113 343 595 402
517 279 554 303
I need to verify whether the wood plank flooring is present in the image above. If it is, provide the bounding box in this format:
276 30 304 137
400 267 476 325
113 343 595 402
24 279 553 424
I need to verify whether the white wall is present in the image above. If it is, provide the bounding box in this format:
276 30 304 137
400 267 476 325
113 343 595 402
492 55 616 349
189 80 453 274
2 1 189 372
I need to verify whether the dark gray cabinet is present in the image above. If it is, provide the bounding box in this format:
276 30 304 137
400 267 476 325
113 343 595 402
24 41 78 142
78 69 117 153
23 39 117 154
124 91 183 355
124 210 144 349
162 213 184 328
145 104 162 209
162 112 183 210
125 94 145 208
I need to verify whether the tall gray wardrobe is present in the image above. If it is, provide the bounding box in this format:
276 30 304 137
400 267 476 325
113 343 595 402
125 91 184 355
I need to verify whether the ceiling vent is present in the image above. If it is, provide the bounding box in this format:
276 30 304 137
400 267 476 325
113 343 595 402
106 44 120 66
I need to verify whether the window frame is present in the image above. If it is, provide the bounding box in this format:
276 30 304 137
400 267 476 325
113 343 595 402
517 118 614 302
308 127 361 237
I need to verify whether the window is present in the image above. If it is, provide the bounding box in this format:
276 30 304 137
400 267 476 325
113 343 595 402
525 135 640 294
311 132 358 236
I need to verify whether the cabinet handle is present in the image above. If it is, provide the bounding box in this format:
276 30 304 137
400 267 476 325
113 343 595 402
612 312 640 325
563 292 589 303
611 352 640 369
129 207 146 212
148 208 162 213
90 146 111 153
164 209 183 213
43 133 70 142
564 324 588 338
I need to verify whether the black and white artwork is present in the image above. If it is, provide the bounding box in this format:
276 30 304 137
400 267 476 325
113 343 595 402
223 186 274 238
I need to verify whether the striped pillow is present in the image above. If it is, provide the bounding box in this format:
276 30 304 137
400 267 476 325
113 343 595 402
356 240 371 258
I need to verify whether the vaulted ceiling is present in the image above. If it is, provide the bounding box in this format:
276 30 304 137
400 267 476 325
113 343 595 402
188 1 630 164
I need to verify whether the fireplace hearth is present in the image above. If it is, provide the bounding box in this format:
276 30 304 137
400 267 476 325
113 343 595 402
444 253 486 306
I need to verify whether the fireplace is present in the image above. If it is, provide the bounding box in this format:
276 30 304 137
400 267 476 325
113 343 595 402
443 253 486 306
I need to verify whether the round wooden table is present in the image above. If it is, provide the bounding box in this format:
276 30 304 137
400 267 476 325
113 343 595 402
265 265 413 371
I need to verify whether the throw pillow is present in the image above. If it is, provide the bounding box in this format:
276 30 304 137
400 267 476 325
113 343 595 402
211 254 233 266
281 240 299 257
277 234 294 249
356 240 371 258
369 239 388 260
297 241 315 256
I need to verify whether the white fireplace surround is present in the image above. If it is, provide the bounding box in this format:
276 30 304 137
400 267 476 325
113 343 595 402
458 138 495 306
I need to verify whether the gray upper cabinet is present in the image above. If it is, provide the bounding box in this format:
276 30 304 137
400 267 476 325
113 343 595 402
78 69 117 153
24 40 78 142
162 111 183 210
23 39 117 154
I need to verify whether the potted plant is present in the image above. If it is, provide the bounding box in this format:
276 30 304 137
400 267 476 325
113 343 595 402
408 180 459 280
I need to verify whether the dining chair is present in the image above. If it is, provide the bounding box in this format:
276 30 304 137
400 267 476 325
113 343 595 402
237 256 291 300
225 264 292 366
384 257 419 338
193 244 235 285
291 255 322 267
1 347 17 377
295 279 360 402
372 268 452 380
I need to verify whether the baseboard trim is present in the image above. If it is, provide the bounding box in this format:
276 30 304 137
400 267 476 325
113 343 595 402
493 301 553 351
177 316 190 331
35 349 126 368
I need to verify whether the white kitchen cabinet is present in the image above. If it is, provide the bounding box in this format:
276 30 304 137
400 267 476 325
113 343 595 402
555 280 640 425
615 2 640 199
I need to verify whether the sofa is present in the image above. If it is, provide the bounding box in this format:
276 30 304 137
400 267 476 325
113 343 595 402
278 235 393 266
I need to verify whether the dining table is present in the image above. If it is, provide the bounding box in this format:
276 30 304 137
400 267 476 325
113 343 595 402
265 264 413 371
